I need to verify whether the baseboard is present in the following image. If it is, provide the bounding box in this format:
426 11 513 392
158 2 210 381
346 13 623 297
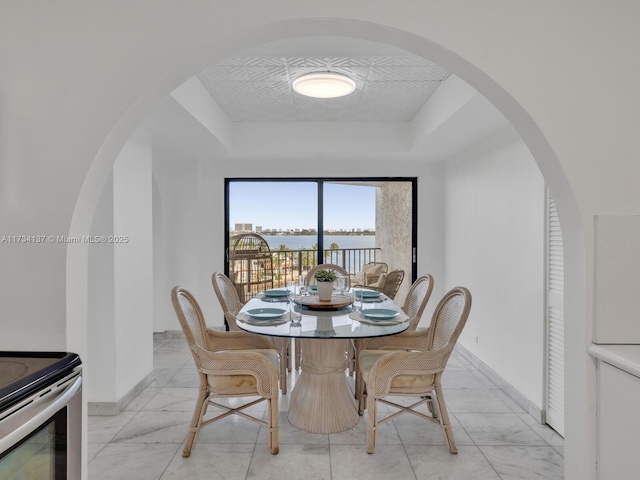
88 370 156 416
454 343 545 423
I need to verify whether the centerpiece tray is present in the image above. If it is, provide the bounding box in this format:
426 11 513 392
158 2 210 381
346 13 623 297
294 294 353 310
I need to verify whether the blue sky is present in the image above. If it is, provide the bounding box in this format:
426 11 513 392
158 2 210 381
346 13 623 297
229 181 376 230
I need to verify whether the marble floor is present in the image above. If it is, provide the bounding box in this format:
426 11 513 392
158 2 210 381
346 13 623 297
88 333 564 479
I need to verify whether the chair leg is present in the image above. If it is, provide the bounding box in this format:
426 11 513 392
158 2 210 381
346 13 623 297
280 344 287 395
294 339 301 371
347 341 356 376
434 383 457 454
183 384 209 457
286 339 292 372
357 379 366 415
366 392 377 453
268 396 279 454
353 339 361 399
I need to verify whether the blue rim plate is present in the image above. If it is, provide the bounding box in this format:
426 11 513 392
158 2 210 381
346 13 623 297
263 289 290 297
246 308 287 319
361 308 399 320
356 289 381 298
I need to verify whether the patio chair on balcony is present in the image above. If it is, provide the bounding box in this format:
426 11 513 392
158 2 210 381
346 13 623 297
350 262 388 289
354 269 405 300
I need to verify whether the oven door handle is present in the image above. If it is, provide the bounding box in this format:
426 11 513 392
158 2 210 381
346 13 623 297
0 374 82 454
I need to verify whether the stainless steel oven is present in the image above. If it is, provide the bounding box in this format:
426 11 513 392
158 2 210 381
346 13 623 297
0 352 82 479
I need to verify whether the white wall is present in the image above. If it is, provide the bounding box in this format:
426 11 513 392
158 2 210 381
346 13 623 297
113 128 154 398
443 129 546 406
87 174 115 402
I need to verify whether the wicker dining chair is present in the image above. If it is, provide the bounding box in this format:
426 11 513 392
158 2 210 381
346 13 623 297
401 274 434 330
171 286 280 456
305 264 350 287
358 286 472 454
212 271 291 394
353 274 433 399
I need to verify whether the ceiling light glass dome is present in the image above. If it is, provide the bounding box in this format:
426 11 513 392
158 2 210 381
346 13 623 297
292 73 356 98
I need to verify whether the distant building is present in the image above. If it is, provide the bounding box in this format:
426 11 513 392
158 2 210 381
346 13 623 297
234 223 253 232
256 226 262 233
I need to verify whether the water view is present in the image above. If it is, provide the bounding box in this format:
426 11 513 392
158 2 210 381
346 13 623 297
261 234 375 251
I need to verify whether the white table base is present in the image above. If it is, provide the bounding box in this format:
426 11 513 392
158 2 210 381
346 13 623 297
287 338 359 433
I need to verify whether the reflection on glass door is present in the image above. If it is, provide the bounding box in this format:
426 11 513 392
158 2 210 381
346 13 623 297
227 181 318 301
322 182 377 273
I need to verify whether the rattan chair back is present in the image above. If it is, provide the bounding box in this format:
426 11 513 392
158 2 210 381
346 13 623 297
212 271 243 330
402 275 434 330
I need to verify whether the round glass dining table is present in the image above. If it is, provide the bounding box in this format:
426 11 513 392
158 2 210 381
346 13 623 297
236 292 409 434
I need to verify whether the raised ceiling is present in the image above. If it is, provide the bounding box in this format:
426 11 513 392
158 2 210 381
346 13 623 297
196 55 450 122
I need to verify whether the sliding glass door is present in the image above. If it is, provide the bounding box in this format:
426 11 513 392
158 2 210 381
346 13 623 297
225 178 416 302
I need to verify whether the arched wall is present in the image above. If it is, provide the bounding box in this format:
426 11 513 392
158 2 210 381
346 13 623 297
66 18 588 479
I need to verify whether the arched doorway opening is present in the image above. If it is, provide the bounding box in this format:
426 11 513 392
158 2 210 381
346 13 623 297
67 18 589 478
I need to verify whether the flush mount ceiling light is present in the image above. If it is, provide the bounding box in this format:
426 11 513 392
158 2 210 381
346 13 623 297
292 72 356 99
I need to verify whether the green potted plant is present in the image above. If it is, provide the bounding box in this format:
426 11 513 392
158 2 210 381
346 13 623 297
314 269 337 301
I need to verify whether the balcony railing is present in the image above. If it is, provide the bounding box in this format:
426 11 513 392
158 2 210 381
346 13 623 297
231 247 381 302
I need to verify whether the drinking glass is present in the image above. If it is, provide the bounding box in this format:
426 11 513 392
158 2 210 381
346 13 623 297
289 299 302 324
337 276 348 295
298 275 307 296
286 280 297 296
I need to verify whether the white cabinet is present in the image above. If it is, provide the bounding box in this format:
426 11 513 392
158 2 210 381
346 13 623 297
598 360 640 479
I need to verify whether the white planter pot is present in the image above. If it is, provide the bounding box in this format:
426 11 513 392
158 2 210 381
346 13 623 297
316 281 334 301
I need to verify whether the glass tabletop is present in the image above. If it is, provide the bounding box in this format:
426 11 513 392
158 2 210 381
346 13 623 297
236 293 409 338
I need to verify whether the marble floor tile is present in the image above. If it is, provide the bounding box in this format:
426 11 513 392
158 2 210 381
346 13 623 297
517 414 564 446
406 445 502 480
160 443 254 479
493 389 528 415
163 366 200 388
455 413 547 446
153 354 191 370
87 335 565 479
442 369 497 390
124 387 159 411
143 388 199 412
87 442 107 463
89 443 180 480
247 444 331 480
150 368 180 388
111 410 194 444
257 412 329 445
196 414 262 445
393 412 474 446
88 410 138 443
445 388 514 414
479 445 564 479
330 444 415 480
329 410 402 446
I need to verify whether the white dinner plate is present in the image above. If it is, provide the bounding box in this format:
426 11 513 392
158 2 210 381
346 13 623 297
262 289 290 297
361 308 399 320
356 289 381 298
246 308 287 319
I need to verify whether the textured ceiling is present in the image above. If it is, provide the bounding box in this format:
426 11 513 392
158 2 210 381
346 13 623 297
197 56 450 122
